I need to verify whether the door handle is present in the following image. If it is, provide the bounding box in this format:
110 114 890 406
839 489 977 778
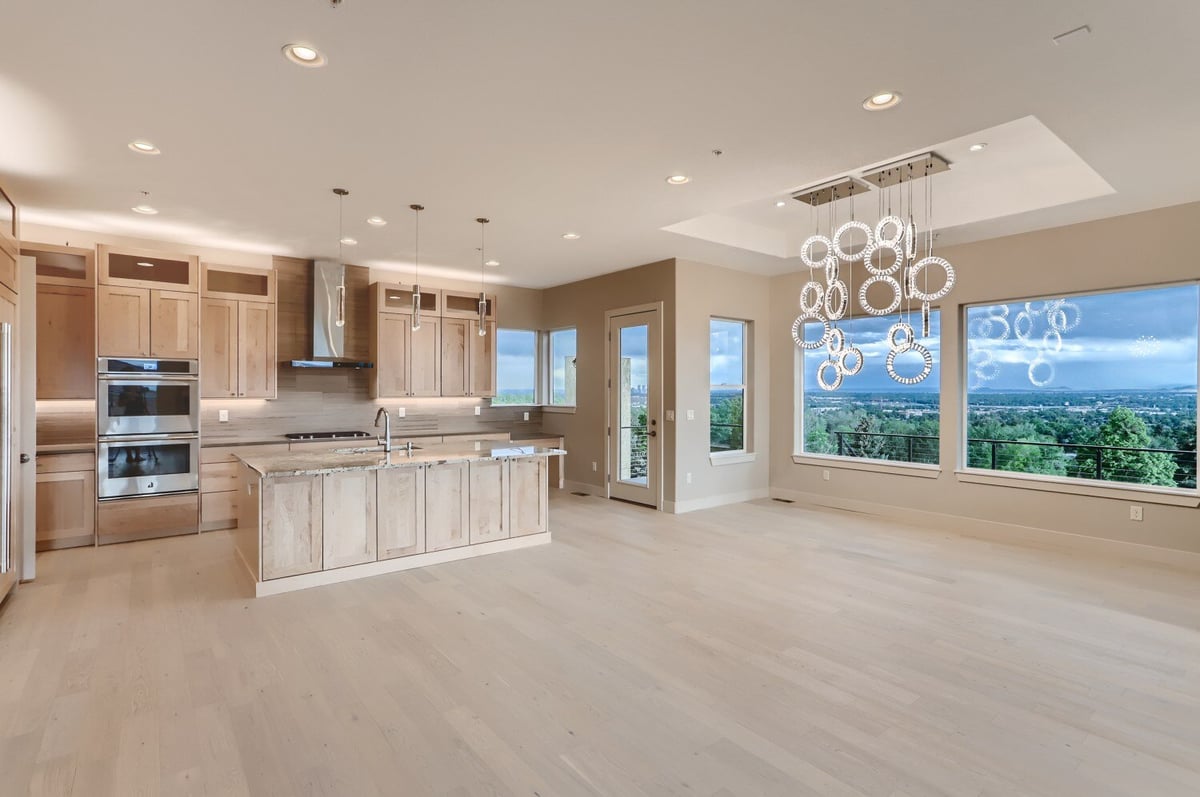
648 430 657 438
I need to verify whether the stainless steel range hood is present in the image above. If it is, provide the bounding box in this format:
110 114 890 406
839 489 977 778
289 259 374 369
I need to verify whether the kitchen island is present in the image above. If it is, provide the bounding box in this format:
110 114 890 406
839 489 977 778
236 443 565 596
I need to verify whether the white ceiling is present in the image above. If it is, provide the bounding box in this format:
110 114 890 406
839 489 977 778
1 0 1198 288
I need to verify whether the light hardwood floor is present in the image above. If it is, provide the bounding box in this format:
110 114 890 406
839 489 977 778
1 495 1199 796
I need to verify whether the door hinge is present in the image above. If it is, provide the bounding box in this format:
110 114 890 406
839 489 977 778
606 426 610 436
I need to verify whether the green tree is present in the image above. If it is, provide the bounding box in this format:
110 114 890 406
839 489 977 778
1076 406 1178 486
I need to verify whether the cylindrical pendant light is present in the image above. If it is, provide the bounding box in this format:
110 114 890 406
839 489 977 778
410 204 424 331
476 217 489 336
333 188 349 328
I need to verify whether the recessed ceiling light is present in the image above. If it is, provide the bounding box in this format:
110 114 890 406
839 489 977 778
862 91 902 111
131 204 158 215
339 237 357 246
128 140 160 155
775 200 787 208
561 232 580 240
366 216 387 226
135 261 155 268
282 43 326 67
968 142 988 152
665 175 690 185
484 259 500 267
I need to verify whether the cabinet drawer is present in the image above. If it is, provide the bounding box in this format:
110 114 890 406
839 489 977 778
97 493 198 544
36 452 95 474
201 461 239 492
200 443 288 464
201 491 238 531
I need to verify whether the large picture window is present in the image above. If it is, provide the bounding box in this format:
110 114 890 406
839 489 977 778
965 284 1198 489
710 318 748 453
494 329 537 405
800 312 941 464
548 328 577 406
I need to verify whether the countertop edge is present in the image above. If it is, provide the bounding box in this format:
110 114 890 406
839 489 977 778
239 447 567 478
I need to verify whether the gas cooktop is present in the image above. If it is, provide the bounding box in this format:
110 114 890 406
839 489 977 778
284 431 373 441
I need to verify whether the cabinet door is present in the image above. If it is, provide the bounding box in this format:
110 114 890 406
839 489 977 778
35 470 96 550
374 312 411 398
377 466 425 559
0 245 17 293
36 284 95 399
261 474 322 579
238 301 276 398
469 320 497 398
440 318 469 396
468 459 508 544
97 285 151 357
322 470 377 569
150 289 199 358
425 461 469 551
510 457 549 537
200 298 237 397
409 318 441 397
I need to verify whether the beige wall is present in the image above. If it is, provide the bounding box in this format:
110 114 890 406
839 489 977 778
672 260 771 509
768 201 1200 554
540 260 676 500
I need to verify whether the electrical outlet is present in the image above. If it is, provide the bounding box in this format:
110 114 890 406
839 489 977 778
686 472 692 485
592 461 598 472
395 407 406 418
218 409 229 423
686 409 695 421
474 406 481 416
822 469 830 481
523 411 530 421
665 409 675 422
1129 505 1143 522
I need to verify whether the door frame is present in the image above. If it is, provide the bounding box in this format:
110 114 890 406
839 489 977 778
604 302 664 511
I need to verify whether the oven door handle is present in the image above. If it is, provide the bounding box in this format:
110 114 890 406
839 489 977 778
99 433 200 443
98 375 199 382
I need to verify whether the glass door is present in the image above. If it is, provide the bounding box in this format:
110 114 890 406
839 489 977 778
608 308 661 506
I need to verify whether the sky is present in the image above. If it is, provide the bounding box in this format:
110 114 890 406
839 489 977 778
803 310 942 392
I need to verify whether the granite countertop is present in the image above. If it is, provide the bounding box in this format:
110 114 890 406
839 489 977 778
238 443 567 477
202 430 560 448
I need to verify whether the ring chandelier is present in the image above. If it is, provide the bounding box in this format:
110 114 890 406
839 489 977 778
790 153 956 390
968 298 1083 389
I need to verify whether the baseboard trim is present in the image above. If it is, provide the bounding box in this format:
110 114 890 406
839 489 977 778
667 488 770 514
256 533 553 597
768 487 1200 572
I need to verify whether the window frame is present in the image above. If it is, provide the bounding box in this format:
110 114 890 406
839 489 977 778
709 317 754 462
544 325 578 412
491 327 541 407
957 280 1200 503
791 308 943 475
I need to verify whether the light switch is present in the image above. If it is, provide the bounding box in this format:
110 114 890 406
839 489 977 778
395 407 406 418
665 410 675 422
686 409 695 421
523 411 530 421
474 406 481 416
218 410 229 423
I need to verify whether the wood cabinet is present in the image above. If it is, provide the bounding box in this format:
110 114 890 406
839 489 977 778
202 444 288 532
441 290 496 320
96 493 198 545
35 283 95 398
149 289 199 358
377 466 425 559
98 245 198 291
201 264 276 398
510 456 549 537
469 320 497 397
440 318 496 397
322 470 377 569
35 453 95 550
425 461 470 551
369 282 441 399
97 284 151 357
261 474 322 579
468 459 508 544
22 242 94 287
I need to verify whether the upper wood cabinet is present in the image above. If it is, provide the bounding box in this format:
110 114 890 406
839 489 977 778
97 286 199 358
469 320 497 398
36 284 95 398
0 186 17 293
369 282 441 399
374 282 440 316
98 245 199 292
22 243 94 288
441 290 496 320
150 289 200 358
200 264 277 398
440 317 497 398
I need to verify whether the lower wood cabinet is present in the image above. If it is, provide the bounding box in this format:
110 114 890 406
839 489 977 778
261 474 323 580
426 461 470 551
35 453 96 550
468 459 508 544
377 466 425 559
510 456 549 537
97 493 198 545
322 470 377 569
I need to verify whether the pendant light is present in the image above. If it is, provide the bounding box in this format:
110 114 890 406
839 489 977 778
475 217 490 336
333 188 349 328
409 204 424 331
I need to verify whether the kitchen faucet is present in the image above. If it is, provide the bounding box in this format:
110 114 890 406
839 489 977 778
374 408 392 452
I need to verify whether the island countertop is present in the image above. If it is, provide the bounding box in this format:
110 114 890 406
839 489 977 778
237 443 566 478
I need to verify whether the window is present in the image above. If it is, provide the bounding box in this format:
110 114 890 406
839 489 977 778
548 328 577 406
710 319 748 453
799 312 941 464
494 329 537 405
965 284 1198 490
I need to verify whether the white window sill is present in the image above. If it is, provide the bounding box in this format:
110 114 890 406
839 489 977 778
792 453 942 479
955 468 1200 507
710 451 756 466
542 405 576 414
